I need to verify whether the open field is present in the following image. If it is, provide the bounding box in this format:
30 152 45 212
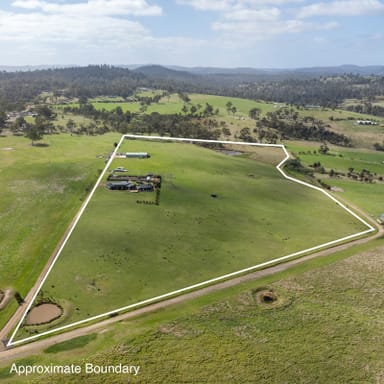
13 138 368 341
287 141 384 216
57 93 279 118
2 237 384 383
0 133 120 329
54 92 384 147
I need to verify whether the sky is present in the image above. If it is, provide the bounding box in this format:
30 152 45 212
0 0 383 68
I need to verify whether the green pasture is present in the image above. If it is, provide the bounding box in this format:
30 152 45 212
54 92 384 147
56 93 279 118
15 139 368 339
2 238 384 383
0 133 120 329
287 141 384 215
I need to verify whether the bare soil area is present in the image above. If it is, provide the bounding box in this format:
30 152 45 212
26 304 62 325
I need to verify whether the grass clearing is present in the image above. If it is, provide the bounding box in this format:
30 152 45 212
14 138 367 341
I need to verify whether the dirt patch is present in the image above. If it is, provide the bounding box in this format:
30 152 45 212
331 186 344 192
1 147 14 151
252 287 292 310
26 303 63 325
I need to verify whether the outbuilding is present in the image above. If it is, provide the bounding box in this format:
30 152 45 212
106 181 136 191
125 152 151 159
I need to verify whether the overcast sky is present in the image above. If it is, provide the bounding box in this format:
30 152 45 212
0 0 383 68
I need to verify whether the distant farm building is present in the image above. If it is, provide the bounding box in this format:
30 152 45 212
377 214 384 225
356 120 378 126
125 152 151 159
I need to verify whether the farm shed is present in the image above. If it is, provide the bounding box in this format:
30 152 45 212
137 184 154 192
125 152 151 159
106 181 136 191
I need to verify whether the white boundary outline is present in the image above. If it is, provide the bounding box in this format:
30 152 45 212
7 135 375 347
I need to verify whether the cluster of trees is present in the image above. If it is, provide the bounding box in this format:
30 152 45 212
229 76 384 108
254 108 351 146
61 103 221 140
181 102 218 117
345 102 384 117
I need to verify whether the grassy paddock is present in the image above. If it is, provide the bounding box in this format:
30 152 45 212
287 141 384 215
0 133 120 328
2 238 384 383
14 139 367 339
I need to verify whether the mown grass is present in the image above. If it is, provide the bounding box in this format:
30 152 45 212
14 139 367 339
0 133 120 328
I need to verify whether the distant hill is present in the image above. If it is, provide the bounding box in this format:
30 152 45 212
0 65 77 72
168 64 384 77
133 65 198 82
2 63 384 76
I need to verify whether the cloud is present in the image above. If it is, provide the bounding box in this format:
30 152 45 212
176 0 233 11
11 0 163 17
0 0 163 45
0 9 147 44
223 7 281 21
297 0 384 18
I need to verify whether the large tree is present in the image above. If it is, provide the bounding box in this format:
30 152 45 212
24 121 44 145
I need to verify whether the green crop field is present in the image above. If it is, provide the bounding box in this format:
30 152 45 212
14 138 368 341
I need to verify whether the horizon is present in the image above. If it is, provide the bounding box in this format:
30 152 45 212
1 63 383 71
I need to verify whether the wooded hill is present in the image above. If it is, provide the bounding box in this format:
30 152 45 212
1 65 384 111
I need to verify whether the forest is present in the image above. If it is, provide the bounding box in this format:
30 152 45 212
1 65 384 110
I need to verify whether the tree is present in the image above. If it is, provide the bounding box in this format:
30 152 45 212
66 118 77 134
24 122 43 145
226 101 233 114
319 143 329 154
249 107 261 120
11 116 27 133
0 111 7 134
239 127 254 142
222 127 231 138
34 105 56 120
181 104 188 114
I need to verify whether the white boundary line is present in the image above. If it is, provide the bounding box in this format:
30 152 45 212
7 135 375 347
